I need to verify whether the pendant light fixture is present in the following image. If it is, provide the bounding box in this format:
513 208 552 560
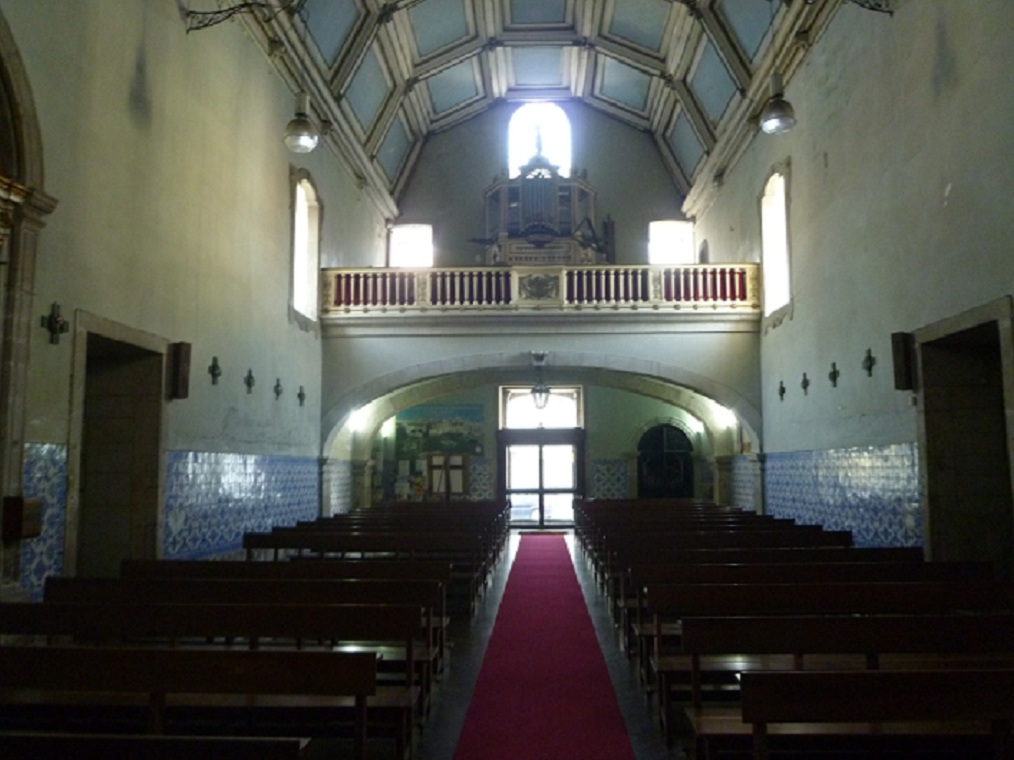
530 351 550 410
759 72 796 135
284 91 320 153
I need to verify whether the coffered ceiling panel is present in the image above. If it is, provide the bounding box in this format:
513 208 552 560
238 0 842 208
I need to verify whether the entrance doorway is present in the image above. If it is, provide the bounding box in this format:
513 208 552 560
497 384 584 527
915 299 1014 578
67 317 167 576
501 430 584 526
637 424 694 498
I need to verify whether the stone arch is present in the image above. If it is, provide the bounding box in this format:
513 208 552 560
0 9 58 500
321 349 760 455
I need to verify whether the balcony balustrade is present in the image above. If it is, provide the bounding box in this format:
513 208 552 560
322 264 760 317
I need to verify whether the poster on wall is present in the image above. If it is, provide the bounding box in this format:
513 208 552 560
396 404 485 459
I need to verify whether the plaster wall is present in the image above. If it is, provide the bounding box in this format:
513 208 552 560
1 0 385 455
397 101 686 267
693 0 1014 453
321 323 761 450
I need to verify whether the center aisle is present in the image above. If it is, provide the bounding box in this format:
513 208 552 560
452 534 636 760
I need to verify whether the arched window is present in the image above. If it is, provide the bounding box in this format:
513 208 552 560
508 102 571 178
292 176 320 320
760 171 790 316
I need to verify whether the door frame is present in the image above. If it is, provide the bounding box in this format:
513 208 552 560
913 296 1014 576
497 428 585 526
66 312 170 575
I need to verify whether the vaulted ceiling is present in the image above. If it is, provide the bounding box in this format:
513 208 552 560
205 0 848 216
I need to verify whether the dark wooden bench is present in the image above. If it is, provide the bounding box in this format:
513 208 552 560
44 576 445 665
43 576 444 726
241 531 492 606
0 600 424 756
685 669 1014 760
621 560 995 683
119 558 458 657
0 732 310 759
0 646 377 760
679 612 1014 710
646 580 1014 743
592 528 855 589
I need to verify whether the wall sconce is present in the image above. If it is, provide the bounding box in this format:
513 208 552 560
283 91 320 153
208 356 222 385
759 73 796 135
530 351 550 410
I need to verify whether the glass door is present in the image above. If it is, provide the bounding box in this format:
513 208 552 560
501 434 582 527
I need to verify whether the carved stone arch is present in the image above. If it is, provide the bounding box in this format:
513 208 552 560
0 9 59 500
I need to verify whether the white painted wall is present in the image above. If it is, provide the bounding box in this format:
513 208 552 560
2 0 386 456
693 0 1014 453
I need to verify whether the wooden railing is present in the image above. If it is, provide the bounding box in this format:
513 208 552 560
322 264 760 316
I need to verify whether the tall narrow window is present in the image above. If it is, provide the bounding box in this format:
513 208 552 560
292 177 320 320
760 171 790 316
389 224 434 268
508 102 571 178
648 220 695 264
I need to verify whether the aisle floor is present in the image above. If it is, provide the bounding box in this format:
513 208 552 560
415 530 680 760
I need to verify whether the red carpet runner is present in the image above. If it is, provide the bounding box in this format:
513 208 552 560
453 534 635 760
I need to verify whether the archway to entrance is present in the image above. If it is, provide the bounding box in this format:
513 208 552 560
636 424 694 499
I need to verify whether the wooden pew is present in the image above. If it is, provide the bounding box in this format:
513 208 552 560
621 559 995 682
120 558 458 657
0 600 423 756
646 580 1014 743
0 733 310 760
43 577 445 719
241 531 492 605
679 613 1014 710
0 646 377 760
593 528 855 597
689 669 1014 760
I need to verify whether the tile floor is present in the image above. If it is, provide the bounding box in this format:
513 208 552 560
414 530 681 760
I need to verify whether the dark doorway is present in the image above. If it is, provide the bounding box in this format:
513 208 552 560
76 333 164 576
917 311 1013 578
637 424 694 499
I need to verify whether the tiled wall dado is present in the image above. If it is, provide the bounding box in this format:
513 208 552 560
164 451 319 559
17 445 318 599
19 443 68 600
323 459 354 514
743 443 923 548
468 457 494 500
590 459 629 499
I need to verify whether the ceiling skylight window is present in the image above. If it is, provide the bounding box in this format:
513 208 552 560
508 102 571 179
389 224 434 268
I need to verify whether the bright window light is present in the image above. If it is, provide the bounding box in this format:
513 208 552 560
508 102 571 179
348 407 369 433
389 224 433 268
648 220 695 264
292 179 320 319
761 172 790 315
713 404 738 429
502 386 581 429
685 415 705 436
